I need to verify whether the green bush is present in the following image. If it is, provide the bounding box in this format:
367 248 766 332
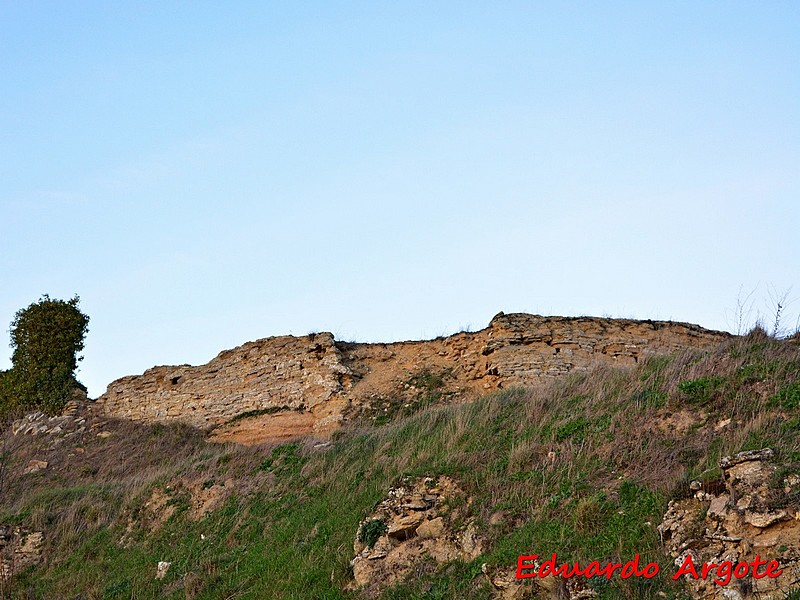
358 519 388 548
0 369 14 417
1 295 89 417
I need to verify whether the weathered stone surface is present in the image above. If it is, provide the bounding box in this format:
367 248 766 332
744 510 787 528
659 448 800 599
349 476 482 597
156 561 171 580
708 495 729 520
416 517 444 539
96 314 729 443
482 563 535 600
23 460 48 475
483 559 599 600
97 332 352 436
387 513 426 540
720 448 776 469
0 526 43 581
12 404 90 438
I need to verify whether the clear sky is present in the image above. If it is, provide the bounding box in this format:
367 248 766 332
2 2 799 398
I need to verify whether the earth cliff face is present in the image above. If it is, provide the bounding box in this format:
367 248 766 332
96 313 730 444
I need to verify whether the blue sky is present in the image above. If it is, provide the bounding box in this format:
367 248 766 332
2 2 798 398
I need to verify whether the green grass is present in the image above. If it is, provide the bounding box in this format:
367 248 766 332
677 375 725 404
227 405 294 423
771 380 800 410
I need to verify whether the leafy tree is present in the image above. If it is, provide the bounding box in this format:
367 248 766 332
1 295 89 416
0 368 12 416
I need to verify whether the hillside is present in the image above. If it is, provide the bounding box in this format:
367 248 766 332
96 313 728 445
2 320 800 599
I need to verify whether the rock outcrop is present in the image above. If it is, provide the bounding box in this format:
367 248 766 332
12 400 86 438
96 313 729 443
97 332 351 435
482 560 597 600
348 476 483 597
0 526 43 581
659 448 800 599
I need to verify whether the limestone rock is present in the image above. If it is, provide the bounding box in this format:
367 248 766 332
23 460 48 474
719 448 775 469
95 315 728 444
12 401 93 438
97 332 354 438
659 448 800 599
156 561 171 580
708 495 729 520
348 476 484 597
0 527 44 581
482 564 534 600
416 517 444 539
387 512 426 540
744 510 787 528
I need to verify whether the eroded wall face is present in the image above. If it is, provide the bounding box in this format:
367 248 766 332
95 313 730 437
98 332 351 427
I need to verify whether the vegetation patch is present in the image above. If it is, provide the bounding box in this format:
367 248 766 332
227 405 295 423
258 443 307 477
355 369 456 426
0 295 89 418
358 519 388 548
678 375 725 404
771 380 800 410
555 415 590 442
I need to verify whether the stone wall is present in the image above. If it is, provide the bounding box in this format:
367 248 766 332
98 332 351 427
95 313 730 442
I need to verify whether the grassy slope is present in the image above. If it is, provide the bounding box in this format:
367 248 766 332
2 329 799 599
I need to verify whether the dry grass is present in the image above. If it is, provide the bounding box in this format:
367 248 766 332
0 329 798 599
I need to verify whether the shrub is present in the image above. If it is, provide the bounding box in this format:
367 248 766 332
573 495 606 534
2 295 89 416
358 519 388 548
0 369 15 419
